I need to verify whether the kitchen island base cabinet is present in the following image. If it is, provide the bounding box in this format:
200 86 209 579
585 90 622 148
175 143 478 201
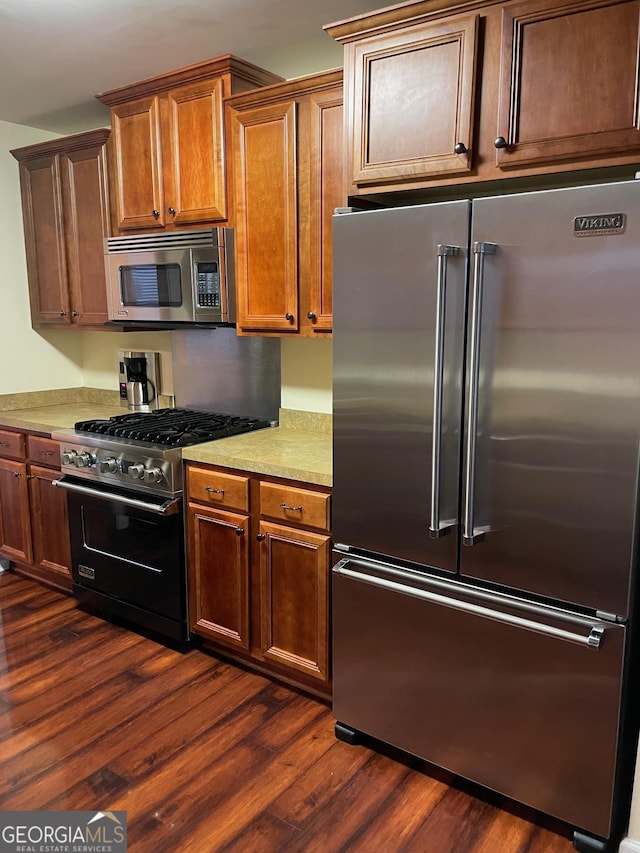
186 463 331 698
0 430 71 592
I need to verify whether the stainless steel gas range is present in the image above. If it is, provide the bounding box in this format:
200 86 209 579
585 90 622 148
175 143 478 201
52 408 272 643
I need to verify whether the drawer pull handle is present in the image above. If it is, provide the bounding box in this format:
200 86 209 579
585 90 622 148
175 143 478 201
0 442 9 448
205 487 225 495
38 450 54 456
280 502 303 512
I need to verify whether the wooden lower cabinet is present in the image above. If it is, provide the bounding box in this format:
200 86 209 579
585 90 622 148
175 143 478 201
0 430 71 592
187 504 250 651
258 521 330 683
186 463 332 697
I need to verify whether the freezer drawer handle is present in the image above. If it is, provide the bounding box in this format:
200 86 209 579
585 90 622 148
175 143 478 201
334 561 605 649
430 244 461 539
52 478 181 515
463 241 497 546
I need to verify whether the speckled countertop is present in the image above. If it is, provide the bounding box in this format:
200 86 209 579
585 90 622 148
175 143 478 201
0 391 333 487
0 388 124 433
182 408 332 487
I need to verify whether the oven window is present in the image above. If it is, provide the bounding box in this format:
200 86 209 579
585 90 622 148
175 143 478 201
81 503 178 572
119 264 182 307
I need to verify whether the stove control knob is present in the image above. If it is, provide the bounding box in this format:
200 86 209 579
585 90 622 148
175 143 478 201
99 457 118 474
61 449 77 465
74 452 94 468
143 467 163 484
128 463 146 480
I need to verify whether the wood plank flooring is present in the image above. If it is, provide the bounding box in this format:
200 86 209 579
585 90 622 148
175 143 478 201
0 572 575 852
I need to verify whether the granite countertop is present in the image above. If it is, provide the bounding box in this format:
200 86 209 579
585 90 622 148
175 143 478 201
0 391 333 487
182 409 332 487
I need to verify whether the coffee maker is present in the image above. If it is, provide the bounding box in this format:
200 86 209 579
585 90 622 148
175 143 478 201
118 351 161 412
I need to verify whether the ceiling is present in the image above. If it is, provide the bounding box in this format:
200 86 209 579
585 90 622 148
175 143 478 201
0 0 384 134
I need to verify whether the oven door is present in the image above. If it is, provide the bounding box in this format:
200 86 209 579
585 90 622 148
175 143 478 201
55 476 188 641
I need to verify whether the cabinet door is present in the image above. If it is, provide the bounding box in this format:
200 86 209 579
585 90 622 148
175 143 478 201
28 465 71 579
17 156 70 325
187 502 250 650
0 459 32 564
348 14 478 186
496 0 640 168
111 96 165 229
61 144 110 326
165 78 227 225
308 90 343 333
230 100 299 332
258 520 330 683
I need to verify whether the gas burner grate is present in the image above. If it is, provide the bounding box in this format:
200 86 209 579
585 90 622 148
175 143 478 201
74 408 272 447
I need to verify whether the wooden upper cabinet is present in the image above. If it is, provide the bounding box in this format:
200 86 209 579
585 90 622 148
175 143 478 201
96 55 283 233
496 0 640 168
348 14 479 186
11 129 111 329
227 69 344 336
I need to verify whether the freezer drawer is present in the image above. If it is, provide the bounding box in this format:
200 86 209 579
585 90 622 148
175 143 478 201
333 556 625 839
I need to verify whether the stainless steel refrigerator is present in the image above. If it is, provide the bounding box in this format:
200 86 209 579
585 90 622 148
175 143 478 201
332 180 640 853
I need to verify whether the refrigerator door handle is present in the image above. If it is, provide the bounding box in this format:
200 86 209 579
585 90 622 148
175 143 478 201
334 561 605 649
430 244 461 539
463 241 497 546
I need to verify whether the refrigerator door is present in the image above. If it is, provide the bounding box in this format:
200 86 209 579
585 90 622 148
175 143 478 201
462 181 640 617
333 555 625 839
333 202 469 574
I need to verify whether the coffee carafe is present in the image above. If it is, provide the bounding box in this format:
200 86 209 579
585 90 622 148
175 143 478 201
118 351 160 412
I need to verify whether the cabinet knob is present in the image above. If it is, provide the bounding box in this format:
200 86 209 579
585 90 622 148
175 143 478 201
152 209 160 218
494 136 508 150
71 311 79 318
168 207 176 216
454 142 468 155
256 534 266 541
306 311 317 321
285 313 294 322
14 471 20 478
235 527 244 536
59 310 67 317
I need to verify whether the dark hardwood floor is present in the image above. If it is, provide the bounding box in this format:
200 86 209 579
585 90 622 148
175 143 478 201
0 571 575 852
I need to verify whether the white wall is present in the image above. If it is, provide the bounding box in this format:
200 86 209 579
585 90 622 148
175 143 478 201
281 337 332 413
0 119 85 394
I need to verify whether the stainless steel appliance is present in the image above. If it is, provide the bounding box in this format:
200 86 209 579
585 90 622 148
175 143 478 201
105 228 235 326
51 408 272 642
332 180 640 853
118 350 160 411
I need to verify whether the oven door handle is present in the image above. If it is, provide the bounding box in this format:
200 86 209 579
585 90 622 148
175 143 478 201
52 478 181 516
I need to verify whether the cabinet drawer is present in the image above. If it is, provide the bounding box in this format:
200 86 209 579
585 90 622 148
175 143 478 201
260 482 330 531
188 466 249 511
28 435 60 467
0 430 26 460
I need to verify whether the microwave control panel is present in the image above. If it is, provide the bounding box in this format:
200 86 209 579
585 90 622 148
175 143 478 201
196 261 220 308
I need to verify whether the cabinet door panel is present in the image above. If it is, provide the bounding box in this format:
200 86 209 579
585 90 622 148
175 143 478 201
111 96 165 229
0 459 32 564
187 503 250 650
259 520 330 682
28 465 71 578
497 0 640 167
18 157 70 325
166 78 227 225
62 145 110 325
309 91 343 332
351 14 478 184
231 101 299 332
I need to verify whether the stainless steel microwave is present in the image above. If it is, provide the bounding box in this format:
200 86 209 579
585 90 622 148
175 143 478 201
105 228 235 326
